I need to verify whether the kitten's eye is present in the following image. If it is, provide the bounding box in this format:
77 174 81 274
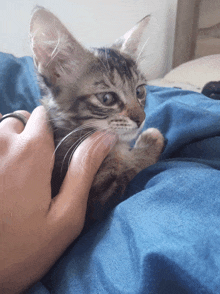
96 92 117 106
136 85 146 100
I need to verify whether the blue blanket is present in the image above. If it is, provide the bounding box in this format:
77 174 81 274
1 52 220 294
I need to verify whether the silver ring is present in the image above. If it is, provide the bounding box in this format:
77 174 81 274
0 113 28 127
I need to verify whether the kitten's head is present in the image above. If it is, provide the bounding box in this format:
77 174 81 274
30 7 151 142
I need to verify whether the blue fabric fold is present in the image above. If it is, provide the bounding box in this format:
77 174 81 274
0 52 40 115
1 52 220 293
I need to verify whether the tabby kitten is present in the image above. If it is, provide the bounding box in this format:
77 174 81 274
30 7 164 221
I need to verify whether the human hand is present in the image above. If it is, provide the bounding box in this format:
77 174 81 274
0 106 117 294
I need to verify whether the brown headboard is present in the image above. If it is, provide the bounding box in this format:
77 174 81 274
173 0 220 68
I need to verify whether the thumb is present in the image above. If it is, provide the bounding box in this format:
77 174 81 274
48 131 118 237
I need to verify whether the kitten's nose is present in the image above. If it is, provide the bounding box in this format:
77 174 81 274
127 107 145 128
135 118 143 128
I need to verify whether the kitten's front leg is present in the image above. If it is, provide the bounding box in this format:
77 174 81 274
132 127 164 170
87 128 164 221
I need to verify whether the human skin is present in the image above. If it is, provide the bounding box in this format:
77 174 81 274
0 106 117 294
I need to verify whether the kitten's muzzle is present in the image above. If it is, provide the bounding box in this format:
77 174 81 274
126 107 146 128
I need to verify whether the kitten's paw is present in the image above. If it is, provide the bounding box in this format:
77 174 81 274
135 128 164 153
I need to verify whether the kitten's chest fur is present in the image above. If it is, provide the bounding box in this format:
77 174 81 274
50 126 132 219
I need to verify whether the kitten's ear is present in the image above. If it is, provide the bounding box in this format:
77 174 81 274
30 7 91 83
111 15 152 60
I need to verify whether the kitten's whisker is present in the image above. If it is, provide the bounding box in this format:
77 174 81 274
85 130 115 171
53 124 96 157
78 131 102 163
66 131 95 172
92 131 113 156
82 129 109 166
62 130 95 174
53 129 76 158
68 132 93 166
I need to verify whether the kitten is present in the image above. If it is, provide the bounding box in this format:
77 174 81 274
30 7 164 221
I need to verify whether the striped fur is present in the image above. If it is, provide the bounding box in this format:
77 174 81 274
30 8 164 222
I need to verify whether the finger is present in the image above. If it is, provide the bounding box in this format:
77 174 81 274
23 106 53 140
48 131 118 236
0 110 30 134
22 106 55 171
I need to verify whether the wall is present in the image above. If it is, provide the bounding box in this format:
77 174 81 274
0 0 177 79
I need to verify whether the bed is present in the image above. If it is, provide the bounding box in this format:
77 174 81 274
1 1 220 293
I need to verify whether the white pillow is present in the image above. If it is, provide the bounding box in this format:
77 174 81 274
148 54 220 92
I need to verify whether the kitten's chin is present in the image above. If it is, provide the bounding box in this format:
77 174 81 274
117 129 140 142
116 120 145 142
